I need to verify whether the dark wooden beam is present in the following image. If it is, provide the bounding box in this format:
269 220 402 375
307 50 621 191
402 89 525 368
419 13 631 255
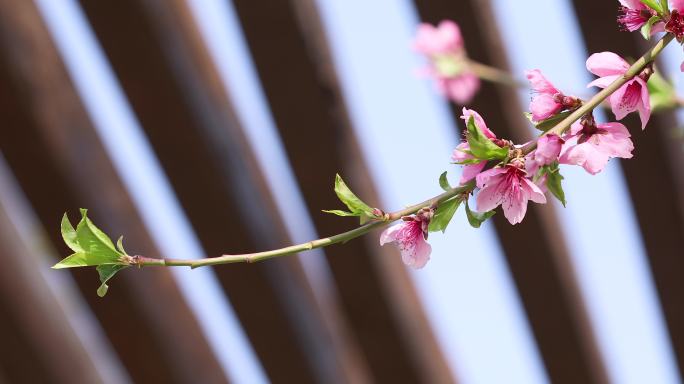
410 1 609 383
0 1 226 382
569 0 684 378
74 0 369 382
0 181 103 384
229 0 456 382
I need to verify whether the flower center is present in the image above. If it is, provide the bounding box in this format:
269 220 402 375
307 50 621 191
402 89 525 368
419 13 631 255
433 54 466 77
666 9 684 40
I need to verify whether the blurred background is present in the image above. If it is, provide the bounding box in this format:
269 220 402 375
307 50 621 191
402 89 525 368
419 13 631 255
0 0 683 383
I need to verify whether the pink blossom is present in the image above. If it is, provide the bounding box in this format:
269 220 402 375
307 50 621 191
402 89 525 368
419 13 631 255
413 20 480 104
617 0 661 32
475 163 547 225
559 119 634 175
586 52 651 129
525 70 562 121
451 108 496 184
380 209 433 269
525 134 564 175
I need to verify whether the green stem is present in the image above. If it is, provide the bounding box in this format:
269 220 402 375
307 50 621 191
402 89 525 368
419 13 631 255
468 60 525 88
136 34 673 268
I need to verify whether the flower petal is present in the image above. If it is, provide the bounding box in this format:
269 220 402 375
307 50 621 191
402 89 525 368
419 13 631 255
401 237 432 269
587 74 621 89
525 69 558 94
445 73 480 104
460 161 486 184
475 167 508 188
530 93 562 121
379 224 402 246
476 183 504 212
586 52 629 77
461 107 495 138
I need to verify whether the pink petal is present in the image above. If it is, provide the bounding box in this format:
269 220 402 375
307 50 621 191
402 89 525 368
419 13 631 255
522 178 547 204
401 237 432 269
636 78 651 129
451 142 471 162
671 0 684 11
525 69 558 94
609 80 641 120
475 167 508 188
476 183 505 213
535 134 563 165
619 0 645 9
435 20 463 51
445 73 480 104
586 52 629 77
460 161 486 184
597 123 634 159
379 224 402 246
530 93 562 121
560 142 610 175
501 187 528 225
587 74 621 89
460 107 496 138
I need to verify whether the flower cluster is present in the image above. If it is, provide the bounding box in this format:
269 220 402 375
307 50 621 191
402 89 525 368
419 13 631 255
381 4 682 268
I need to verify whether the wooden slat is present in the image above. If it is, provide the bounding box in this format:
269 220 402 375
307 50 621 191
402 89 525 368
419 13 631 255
569 0 684 378
410 1 609 383
73 0 370 382
0 1 226 383
230 0 456 382
0 179 103 384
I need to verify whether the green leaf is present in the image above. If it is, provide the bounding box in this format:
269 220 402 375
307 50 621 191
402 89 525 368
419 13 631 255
640 0 663 13
61 213 82 253
465 116 508 160
438 171 451 191
648 70 677 111
532 110 573 132
327 174 375 224
96 264 129 297
640 15 661 39
545 163 567 207
116 236 128 256
465 199 495 228
428 197 462 233
53 209 123 269
322 209 361 217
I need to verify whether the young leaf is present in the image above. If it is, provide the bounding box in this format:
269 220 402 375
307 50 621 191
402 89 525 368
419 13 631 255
438 171 451 191
61 213 82 253
545 163 567 207
322 209 361 217
116 236 128 256
532 111 573 132
333 174 373 215
428 197 462 233
465 199 495 228
96 264 129 297
466 116 508 160
640 15 661 39
53 209 123 269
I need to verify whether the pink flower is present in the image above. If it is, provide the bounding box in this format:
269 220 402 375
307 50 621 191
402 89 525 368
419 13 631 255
559 118 634 175
617 0 661 32
525 70 581 122
413 20 480 104
451 108 497 184
525 134 564 175
586 52 651 129
380 209 433 269
475 163 547 225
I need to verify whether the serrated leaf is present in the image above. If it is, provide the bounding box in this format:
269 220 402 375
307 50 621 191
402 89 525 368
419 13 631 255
532 111 573 132
465 199 495 228
61 213 82 253
640 15 661 39
96 264 129 297
428 197 462 233
438 171 451 191
545 163 567 207
466 116 508 160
